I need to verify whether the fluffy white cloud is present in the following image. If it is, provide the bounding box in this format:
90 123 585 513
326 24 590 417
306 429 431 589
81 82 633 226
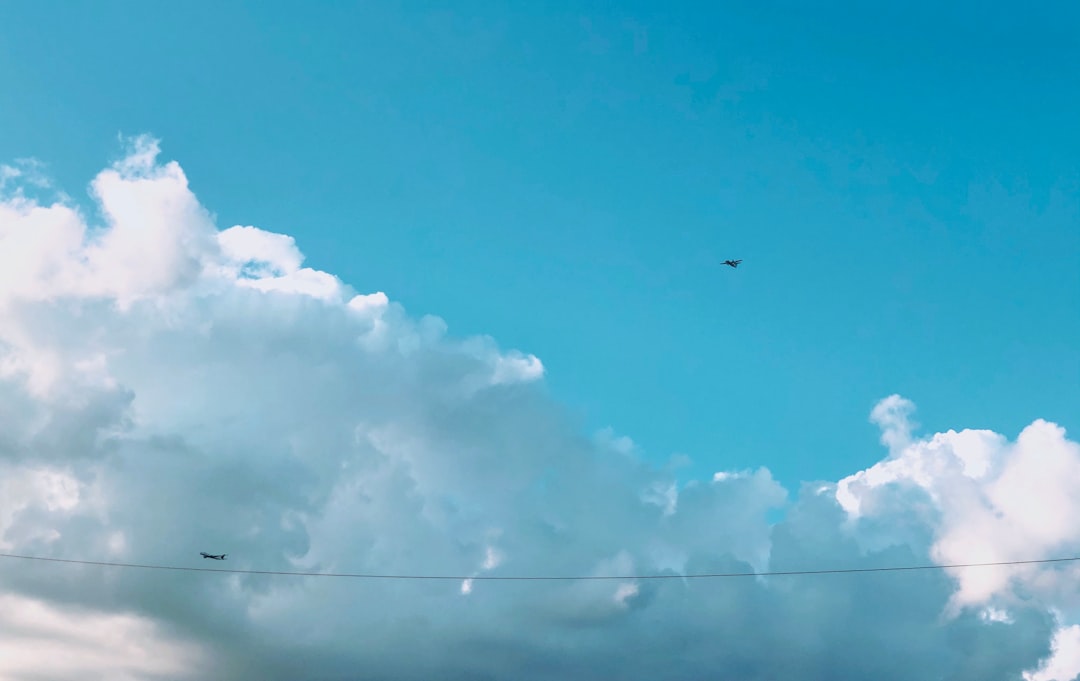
838 396 1080 617
1028 623 1080 681
216 224 342 300
0 139 1078 680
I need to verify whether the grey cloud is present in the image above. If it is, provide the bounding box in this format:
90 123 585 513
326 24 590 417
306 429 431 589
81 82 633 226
0 139 1072 680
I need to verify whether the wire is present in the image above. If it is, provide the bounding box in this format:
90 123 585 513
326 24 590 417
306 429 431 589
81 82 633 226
1 552 1078 581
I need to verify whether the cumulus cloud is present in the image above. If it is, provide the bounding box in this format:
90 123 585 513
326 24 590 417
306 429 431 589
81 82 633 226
0 138 1078 680
1028 624 1080 681
838 400 1080 617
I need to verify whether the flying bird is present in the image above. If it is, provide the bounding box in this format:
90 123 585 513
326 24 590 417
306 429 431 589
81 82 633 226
200 552 227 560
722 259 742 268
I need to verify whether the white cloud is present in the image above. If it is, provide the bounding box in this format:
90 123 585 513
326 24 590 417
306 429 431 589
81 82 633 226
0 137 1077 679
218 225 304 275
1026 623 1080 681
217 225 343 301
0 592 206 681
838 409 1080 618
0 159 53 197
490 349 544 385
869 393 919 454
0 462 101 556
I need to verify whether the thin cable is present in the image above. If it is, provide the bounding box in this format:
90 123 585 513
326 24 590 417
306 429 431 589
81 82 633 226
1 552 1078 581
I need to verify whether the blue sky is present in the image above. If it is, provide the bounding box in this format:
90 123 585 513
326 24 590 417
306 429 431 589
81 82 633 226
1 0 1077 490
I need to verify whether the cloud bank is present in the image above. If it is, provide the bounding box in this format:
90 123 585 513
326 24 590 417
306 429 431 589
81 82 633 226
1 138 1078 680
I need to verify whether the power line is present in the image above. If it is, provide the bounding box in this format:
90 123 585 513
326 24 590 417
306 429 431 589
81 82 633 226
1 552 1078 581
